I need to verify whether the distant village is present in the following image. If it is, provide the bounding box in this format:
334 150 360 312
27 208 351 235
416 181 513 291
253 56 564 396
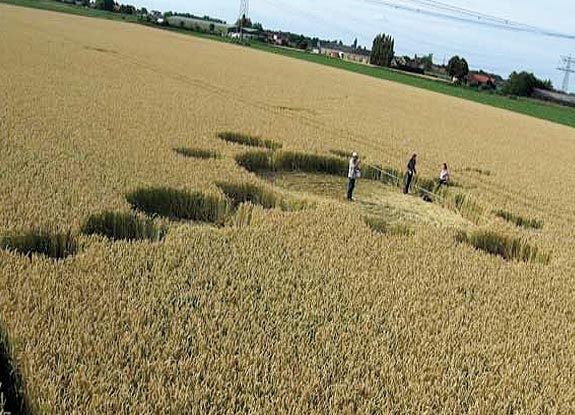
58 0 575 107
148 12 503 87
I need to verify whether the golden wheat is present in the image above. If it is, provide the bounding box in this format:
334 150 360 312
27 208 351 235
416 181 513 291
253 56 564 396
1 4 575 414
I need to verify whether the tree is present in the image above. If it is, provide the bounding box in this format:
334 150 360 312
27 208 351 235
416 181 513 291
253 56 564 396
502 71 553 96
209 23 215 32
369 33 395 67
297 39 309 50
447 56 469 79
119 4 135 14
352 38 358 49
235 14 252 28
95 0 115 11
139 7 148 15
252 22 263 32
419 53 433 71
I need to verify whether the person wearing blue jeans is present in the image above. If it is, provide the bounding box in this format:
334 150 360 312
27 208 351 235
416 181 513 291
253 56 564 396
347 152 360 201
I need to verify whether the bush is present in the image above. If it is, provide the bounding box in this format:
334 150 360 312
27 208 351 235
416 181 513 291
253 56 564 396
502 71 553 97
1 230 77 259
82 211 167 241
217 182 278 209
218 132 282 150
174 147 219 159
456 230 549 264
494 210 543 230
126 187 228 224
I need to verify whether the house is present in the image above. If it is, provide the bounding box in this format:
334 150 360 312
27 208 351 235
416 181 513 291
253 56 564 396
228 26 262 40
264 31 290 46
150 10 163 22
390 56 407 67
430 64 447 75
391 56 425 74
320 43 370 64
467 72 497 89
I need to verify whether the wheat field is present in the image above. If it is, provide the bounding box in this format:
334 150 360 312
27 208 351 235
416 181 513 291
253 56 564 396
1 4 575 414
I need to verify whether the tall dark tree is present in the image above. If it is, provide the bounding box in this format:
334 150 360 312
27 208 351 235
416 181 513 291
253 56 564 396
370 34 394 67
119 4 135 14
95 0 115 11
447 56 469 79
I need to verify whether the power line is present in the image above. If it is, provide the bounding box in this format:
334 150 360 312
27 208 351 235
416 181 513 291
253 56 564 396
257 0 367 40
359 0 575 40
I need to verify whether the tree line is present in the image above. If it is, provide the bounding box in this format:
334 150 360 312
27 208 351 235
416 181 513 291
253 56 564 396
368 32 553 97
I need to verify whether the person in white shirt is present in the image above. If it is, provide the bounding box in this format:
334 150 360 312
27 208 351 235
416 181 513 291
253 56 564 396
436 163 450 190
347 152 360 201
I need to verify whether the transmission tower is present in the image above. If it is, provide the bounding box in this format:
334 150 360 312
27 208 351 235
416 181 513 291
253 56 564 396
238 0 249 39
558 55 575 93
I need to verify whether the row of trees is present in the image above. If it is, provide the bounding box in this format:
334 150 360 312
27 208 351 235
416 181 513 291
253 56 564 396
367 32 553 97
164 12 226 24
94 0 139 14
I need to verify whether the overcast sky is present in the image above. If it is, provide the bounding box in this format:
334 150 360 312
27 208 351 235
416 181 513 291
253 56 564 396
140 0 575 91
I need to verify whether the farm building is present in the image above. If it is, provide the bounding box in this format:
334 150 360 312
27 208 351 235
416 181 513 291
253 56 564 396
227 26 262 40
391 56 425 74
467 72 498 89
165 16 232 35
264 31 290 46
320 43 370 64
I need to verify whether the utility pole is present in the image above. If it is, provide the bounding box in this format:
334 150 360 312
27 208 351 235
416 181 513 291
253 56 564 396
238 0 249 40
558 55 575 93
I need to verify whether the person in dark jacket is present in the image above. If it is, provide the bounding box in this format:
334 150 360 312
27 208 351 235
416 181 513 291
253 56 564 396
403 154 417 194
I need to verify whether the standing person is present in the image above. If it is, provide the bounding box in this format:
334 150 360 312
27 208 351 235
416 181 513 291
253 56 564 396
436 163 450 191
403 154 417 194
347 152 360 201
